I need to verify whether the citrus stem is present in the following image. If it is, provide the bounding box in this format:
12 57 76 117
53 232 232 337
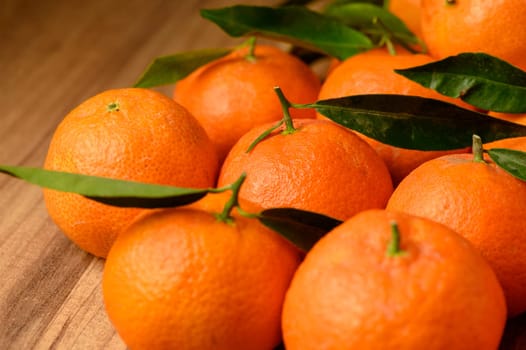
386 221 407 257
107 102 120 112
214 172 247 224
472 134 486 163
244 36 257 62
273 86 296 135
244 86 297 152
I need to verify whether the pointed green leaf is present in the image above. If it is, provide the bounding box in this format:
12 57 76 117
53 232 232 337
323 2 423 50
395 53 526 113
258 208 342 252
487 148 526 182
312 94 526 150
200 5 373 60
0 165 208 208
134 47 232 88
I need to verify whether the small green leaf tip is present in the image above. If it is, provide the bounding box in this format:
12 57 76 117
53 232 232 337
386 221 407 257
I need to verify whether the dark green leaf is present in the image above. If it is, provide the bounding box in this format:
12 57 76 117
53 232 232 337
395 53 526 113
134 47 232 88
277 0 314 6
312 94 526 150
323 2 422 50
330 0 386 6
487 148 526 182
200 5 373 60
0 165 208 208
258 208 342 252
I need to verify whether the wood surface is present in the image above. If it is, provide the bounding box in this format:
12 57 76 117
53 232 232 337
0 1 275 348
1 0 525 349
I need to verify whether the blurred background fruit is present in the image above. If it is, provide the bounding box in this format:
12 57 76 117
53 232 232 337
174 44 321 162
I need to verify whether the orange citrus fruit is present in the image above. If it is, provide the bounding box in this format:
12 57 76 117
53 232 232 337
173 44 321 162
282 209 506 350
318 48 472 184
43 88 219 257
387 149 526 316
103 205 301 349
218 118 393 221
488 111 526 126
421 0 526 70
389 0 423 38
485 136 526 151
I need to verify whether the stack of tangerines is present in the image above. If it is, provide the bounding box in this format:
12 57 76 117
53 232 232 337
41 1 526 349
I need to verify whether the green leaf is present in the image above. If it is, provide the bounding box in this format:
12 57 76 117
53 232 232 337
277 0 314 6
487 148 526 182
133 47 232 88
258 208 342 252
395 53 526 113
323 2 423 51
312 94 526 150
331 0 386 6
0 165 208 208
200 5 373 60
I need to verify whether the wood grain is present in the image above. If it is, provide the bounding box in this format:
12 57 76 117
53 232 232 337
1 0 525 349
0 1 272 348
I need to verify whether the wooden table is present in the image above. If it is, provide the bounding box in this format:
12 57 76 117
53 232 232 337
1 1 525 349
0 1 276 348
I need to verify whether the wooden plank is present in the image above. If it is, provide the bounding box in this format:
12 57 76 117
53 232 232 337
0 1 269 348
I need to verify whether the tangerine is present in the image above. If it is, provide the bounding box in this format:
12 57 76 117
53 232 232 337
43 88 219 257
421 0 526 70
173 43 321 162
218 114 393 221
103 203 300 349
387 139 526 316
282 209 506 350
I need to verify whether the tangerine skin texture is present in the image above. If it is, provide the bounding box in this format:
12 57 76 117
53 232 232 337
387 154 526 316
485 136 526 150
421 0 526 71
218 119 394 221
282 209 506 350
43 88 219 257
103 208 301 350
174 44 321 162
389 0 422 38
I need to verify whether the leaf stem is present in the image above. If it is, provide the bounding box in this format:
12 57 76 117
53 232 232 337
244 86 298 153
244 36 257 62
274 86 297 135
386 221 407 257
213 173 246 223
245 119 284 153
472 134 486 163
